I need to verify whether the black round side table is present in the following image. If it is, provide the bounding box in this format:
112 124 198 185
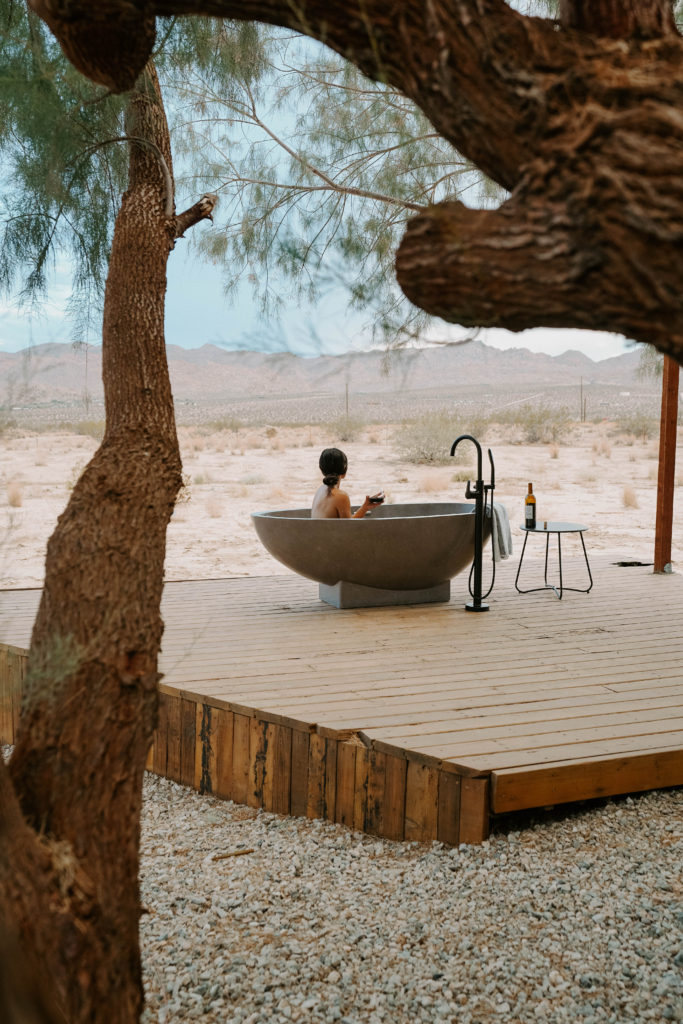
515 522 593 599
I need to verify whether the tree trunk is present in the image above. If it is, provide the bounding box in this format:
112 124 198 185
1 64 182 1023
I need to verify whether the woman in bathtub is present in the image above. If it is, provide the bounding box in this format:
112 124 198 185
312 447 384 519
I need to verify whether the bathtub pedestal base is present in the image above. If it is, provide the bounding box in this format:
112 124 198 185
319 580 451 609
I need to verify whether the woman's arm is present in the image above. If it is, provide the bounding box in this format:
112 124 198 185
352 496 373 519
334 491 372 518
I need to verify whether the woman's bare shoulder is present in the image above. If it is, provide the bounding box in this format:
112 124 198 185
335 490 352 518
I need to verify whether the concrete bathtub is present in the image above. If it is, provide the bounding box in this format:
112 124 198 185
251 502 491 607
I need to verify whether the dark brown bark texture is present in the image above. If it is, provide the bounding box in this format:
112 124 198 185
28 0 683 364
560 0 677 39
0 63 188 1023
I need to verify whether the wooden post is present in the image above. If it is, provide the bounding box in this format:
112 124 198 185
654 356 679 573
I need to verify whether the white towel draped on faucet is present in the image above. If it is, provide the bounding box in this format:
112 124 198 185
488 502 513 562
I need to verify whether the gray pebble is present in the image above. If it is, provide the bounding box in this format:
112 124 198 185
137 776 683 1024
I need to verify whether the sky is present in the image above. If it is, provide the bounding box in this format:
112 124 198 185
0 245 633 363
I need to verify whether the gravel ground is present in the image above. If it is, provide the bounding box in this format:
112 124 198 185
139 777 682 1024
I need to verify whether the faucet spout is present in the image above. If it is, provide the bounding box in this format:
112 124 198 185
450 433 482 483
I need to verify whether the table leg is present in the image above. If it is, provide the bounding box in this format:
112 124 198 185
558 533 564 598
514 531 530 593
580 531 594 593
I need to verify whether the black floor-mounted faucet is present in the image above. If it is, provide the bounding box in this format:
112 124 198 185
450 434 495 612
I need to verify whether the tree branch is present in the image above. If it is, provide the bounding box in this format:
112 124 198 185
174 192 218 237
28 0 156 92
395 137 683 361
29 0 568 190
242 84 427 210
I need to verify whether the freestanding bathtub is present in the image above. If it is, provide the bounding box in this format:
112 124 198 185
251 502 491 607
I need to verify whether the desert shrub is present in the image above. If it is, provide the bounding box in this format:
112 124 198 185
328 414 366 443
268 484 290 503
0 411 16 436
421 471 449 492
206 497 223 518
209 416 242 433
615 412 658 440
623 485 639 508
395 411 489 465
592 438 611 458
6 482 23 507
494 403 570 443
75 420 105 440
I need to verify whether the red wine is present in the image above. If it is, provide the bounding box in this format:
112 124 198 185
525 482 536 528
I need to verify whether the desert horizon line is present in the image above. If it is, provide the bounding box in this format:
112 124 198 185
0 335 639 366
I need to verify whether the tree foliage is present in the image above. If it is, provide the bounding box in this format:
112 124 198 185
0 2 127 336
171 30 496 346
0 9 270 341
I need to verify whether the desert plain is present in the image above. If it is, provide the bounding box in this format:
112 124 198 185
1 415 680 591
1 339 680 591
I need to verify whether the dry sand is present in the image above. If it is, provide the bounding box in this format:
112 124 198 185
1 420 680 590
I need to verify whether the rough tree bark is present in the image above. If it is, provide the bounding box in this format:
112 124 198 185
28 0 683 363
0 60 215 1023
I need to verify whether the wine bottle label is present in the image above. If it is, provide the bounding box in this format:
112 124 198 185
525 505 534 520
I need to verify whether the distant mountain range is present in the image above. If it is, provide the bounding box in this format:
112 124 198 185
0 340 644 408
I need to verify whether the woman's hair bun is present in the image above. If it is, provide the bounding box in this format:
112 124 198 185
322 473 340 487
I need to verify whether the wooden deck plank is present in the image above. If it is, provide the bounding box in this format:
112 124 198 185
436 771 461 846
382 753 408 842
334 742 357 828
459 778 490 844
491 748 683 812
290 729 310 818
364 749 386 836
196 681 683 721
176 654 683 690
445 734 683 772
190 666 683 705
213 706 234 800
404 761 439 842
231 713 251 805
261 688 683 730
390 714 683 756
3 558 683 845
370 707 683 748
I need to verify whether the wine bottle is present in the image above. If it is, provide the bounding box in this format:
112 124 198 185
525 482 537 528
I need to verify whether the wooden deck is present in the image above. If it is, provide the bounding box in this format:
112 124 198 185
2 554 683 844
